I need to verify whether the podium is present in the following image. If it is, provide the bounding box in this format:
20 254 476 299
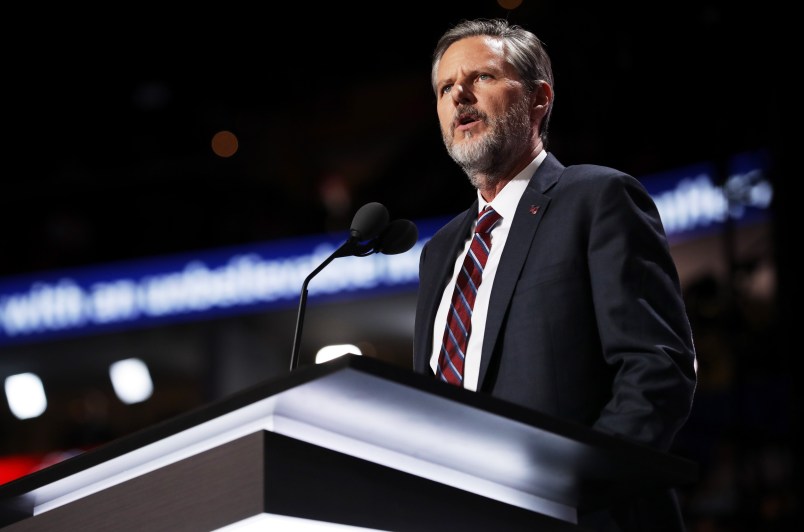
0 355 696 531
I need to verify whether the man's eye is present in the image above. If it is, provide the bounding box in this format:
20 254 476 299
442 85 453 95
478 74 491 81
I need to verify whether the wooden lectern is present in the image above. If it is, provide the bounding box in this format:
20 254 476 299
0 355 696 531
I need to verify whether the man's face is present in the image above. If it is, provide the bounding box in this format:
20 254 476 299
435 36 531 177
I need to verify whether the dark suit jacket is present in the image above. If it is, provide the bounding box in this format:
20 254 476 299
413 153 697 531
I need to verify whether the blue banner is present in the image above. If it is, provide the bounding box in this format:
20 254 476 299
0 150 771 347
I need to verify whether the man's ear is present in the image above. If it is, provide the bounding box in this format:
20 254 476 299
531 81 553 119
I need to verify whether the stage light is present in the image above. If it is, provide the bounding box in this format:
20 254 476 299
4 372 47 420
110 358 153 404
315 344 362 364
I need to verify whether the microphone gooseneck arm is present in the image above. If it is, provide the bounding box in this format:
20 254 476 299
288 202 418 372
290 202 391 371
289 239 356 371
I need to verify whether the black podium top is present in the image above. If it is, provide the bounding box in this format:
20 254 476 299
0 355 696 525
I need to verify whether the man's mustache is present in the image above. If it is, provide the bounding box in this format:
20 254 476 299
452 106 488 133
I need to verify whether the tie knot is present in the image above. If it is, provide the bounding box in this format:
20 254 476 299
475 206 501 235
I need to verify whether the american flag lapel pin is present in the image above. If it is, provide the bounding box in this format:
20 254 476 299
529 204 540 215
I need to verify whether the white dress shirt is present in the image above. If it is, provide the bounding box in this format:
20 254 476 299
430 150 547 390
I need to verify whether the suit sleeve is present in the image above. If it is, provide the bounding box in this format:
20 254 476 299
587 172 697 450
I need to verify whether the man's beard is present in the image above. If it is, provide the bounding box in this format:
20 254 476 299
442 97 532 189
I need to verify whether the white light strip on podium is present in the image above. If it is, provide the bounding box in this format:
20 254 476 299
214 513 386 531
27 366 580 524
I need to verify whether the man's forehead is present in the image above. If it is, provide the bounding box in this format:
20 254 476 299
439 37 505 72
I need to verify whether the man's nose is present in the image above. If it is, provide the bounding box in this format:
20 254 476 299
451 83 474 104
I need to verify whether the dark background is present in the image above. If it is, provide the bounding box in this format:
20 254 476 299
3 2 788 278
1 2 799 530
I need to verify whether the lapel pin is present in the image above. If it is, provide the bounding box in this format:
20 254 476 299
529 204 540 215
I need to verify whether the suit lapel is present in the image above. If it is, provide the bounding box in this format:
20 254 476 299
477 156 562 387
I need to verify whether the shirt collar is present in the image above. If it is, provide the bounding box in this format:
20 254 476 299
477 150 547 223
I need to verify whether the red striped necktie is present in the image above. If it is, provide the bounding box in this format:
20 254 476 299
436 206 502 386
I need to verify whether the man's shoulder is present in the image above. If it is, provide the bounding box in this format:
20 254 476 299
561 161 629 180
542 152 632 187
424 208 473 246
554 161 640 192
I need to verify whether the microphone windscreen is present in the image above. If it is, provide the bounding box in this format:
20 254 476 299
350 202 390 241
377 219 418 255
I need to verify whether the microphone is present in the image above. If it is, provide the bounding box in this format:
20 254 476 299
289 203 417 371
333 202 390 258
354 219 419 256
350 202 390 242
